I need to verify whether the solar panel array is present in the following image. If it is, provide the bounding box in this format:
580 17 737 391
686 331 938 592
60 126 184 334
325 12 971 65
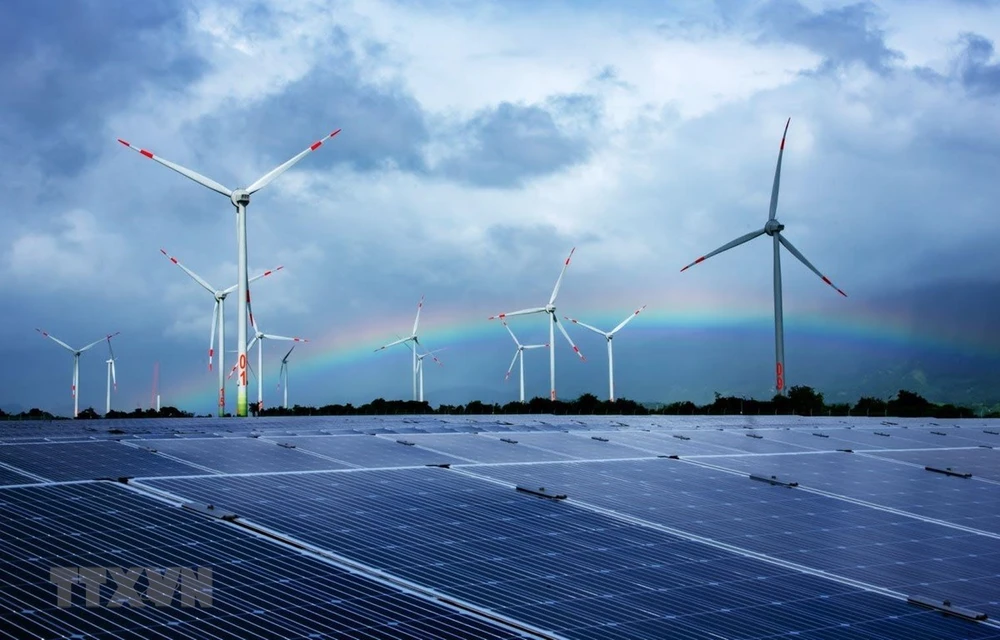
2 415 999 639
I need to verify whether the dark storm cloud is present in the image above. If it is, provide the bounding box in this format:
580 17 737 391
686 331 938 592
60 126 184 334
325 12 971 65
0 0 205 176
953 33 1000 95
190 27 429 176
753 0 902 74
435 96 598 188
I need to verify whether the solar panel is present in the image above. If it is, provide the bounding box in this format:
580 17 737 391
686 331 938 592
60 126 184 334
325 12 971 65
132 437 353 474
0 464 37 487
696 450 1000 534
481 431 650 460
275 435 467 468
866 448 1000 481
0 441 208 481
465 457 1000 618
0 481 522 639
143 467 999 639
390 434 579 464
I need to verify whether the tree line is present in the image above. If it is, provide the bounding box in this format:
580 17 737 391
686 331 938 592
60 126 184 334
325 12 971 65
2 387 996 420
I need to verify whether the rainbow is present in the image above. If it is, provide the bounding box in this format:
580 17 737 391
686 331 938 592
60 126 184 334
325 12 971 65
165 287 1000 412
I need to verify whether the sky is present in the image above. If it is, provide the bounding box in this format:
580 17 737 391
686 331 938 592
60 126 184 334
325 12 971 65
3 0 1000 416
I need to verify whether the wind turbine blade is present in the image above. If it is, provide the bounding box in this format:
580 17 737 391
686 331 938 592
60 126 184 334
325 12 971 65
245 264 284 288
412 295 424 336
209 299 219 371
81 332 118 353
610 305 647 335
36 329 75 352
117 139 233 197
524 344 548 350
680 229 765 272
489 307 547 320
106 334 117 362
227 363 238 380
778 234 847 296
554 317 585 361
548 247 576 306
160 249 217 295
261 334 308 342
246 129 342 194
376 336 411 352
563 316 606 337
111 360 117 390
768 118 791 222
505 349 519 381
245 288 258 332
282 344 296 362
247 334 260 353
501 320 522 347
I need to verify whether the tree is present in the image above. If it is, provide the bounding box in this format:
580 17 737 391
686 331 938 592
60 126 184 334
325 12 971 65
787 386 824 415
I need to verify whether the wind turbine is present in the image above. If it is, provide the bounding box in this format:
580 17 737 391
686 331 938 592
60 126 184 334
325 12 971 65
277 345 295 410
160 247 283 416
374 296 425 401
118 128 341 416
680 119 846 395
489 248 585 400
565 305 646 401
104 334 118 415
501 320 548 403
36 329 120 418
415 348 445 403
246 304 308 412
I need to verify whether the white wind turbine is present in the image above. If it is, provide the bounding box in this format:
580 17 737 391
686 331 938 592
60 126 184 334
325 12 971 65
680 119 846 395
246 304 308 412
118 128 340 417
36 329 120 418
415 347 446 403
104 334 118 415
489 248 585 400
277 345 295 410
375 296 426 401
160 248 283 416
564 305 647 401
501 320 548 403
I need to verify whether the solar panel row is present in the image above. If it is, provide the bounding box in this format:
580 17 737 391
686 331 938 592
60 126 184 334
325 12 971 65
1 417 998 639
0 482 524 640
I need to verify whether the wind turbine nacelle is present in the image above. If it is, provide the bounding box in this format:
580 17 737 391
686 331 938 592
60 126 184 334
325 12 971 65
764 220 785 235
231 189 251 207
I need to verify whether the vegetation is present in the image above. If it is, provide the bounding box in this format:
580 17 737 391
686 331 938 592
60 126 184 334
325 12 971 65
2 387 995 420
252 386 996 418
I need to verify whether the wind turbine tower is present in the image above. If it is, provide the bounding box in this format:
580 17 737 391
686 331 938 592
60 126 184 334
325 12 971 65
680 119 846 395
565 305 646 401
375 296 426 401
489 248 585 400
36 329 119 418
160 248 282 416
104 334 118 415
501 320 548 403
118 128 340 416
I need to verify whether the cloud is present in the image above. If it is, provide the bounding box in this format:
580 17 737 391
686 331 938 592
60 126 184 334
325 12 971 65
0 1 204 177
754 0 903 74
3 209 143 296
434 96 598 188
189 27 431 177
953 33 1000 94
